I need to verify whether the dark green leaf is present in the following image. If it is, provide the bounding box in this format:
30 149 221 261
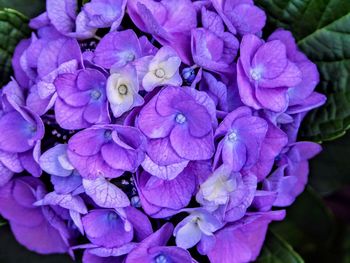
257 0 350 141
341 226 350 263
0 216 6 227
0 0 45 17
0 8 30 86
309 132 350 195
256 231 304 263
270 188 337 262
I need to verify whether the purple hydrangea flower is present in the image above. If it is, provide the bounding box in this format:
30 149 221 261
82 209 133 248
34 191 88 234
263 142 322 206
125 223 193 263
21 36 82 115
237 34 303 112
174 208 222 253
208 211 285 263
0 177 70 254
142 46 182 92
127 0 197 64
46 0 97 39
0 106 44 155
81 206 152 248
267 29 320 106
135 161 211 218
211 0 266 35
0 92 44 177
138 86 217 179
83 0 127 31
214 107 268 172
196 165 257 222
40 144 75 177
191 8 238 73
199 72 229 112
248 120 288 181
55 68 110 129
94 30 142 69
40 144 84 195
106 64 144 118
67 125 146 179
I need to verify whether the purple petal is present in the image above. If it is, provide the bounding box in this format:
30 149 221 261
208 211 285 263
94 30 141 68
82 209 133 248
35 192 87 214
46 0 76 35
125 206 153 241
39 144 73 177
170 126 214 160
83 177 130 208
10 220 68 254
68 128 106 156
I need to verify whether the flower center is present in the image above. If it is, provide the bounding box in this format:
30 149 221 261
155 68 165 78
175 113 186 124
182 67 195 83
126 52 135 62
27 123 37 135
118 84 128 95
91 89 102 100
154 254 171 263
104 130 112 140
228 131 238 142
107 212 118 221
250 67 263 81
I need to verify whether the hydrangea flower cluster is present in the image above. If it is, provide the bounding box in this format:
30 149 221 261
0 0 326 262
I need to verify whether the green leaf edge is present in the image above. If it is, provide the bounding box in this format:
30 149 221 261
257 231 305 263
0 7 30 86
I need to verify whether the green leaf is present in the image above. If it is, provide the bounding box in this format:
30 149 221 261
309 132 350 195
0 0 45 17
0 8 30 86
0 216 6 227
341 226 350 263
256 0 350 141
256 231 304 263
270 188 337 262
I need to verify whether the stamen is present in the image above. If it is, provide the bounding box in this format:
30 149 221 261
154 254 170 263
91 89 102 100
155 68 165 78
250 67 263 81
107 212 118 221
118 84 128 95
228 131 238 142
104 130 112 140
175 113 186 124
126 52 135 62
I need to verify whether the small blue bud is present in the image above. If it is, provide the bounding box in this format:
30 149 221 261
131 195 141 208
154 254 171 263
182 67 195 83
